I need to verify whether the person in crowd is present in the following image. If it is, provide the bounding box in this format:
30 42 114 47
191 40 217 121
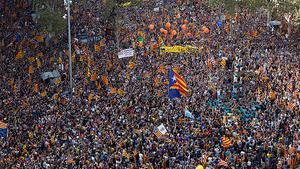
0 0 299 168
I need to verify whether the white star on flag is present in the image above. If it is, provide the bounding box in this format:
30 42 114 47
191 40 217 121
172 76 176 82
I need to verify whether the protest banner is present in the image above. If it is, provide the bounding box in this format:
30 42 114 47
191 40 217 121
118 48 134 58
160 45 197 54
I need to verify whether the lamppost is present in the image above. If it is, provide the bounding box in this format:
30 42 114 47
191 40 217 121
64 0 73 97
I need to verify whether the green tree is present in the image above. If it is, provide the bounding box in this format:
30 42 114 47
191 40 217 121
32 0 66 37
38 7 66 36
277 0 300 36
208 0 300 34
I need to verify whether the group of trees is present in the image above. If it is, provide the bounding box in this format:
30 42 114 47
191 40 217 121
31 0 140 38
31 0 66 37
208 0 300 36
31 0 299 38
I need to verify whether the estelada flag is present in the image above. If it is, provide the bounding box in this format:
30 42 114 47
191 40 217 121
287 102 296 111
158 64 166 74
128 61 135 69
16 50 25 59
168 69 188 98
110 86 117 94
35 35 44 42
154 77 160 87
91 72 97 81
88 92 94 104
101 75 109 85
28 57 35 62
207 58 213 70
0 121 8 138
222 136 231 148
94 44 101 52
28 65 33 74
8 79 14 86
269 90 276 100
122 150 130 159
34 83 39 93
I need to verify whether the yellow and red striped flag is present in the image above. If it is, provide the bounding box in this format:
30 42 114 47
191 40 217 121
101 75 109 85
222 136 231 148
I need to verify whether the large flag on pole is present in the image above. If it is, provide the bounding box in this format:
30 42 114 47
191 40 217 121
168 69 188 99
0 121 8 138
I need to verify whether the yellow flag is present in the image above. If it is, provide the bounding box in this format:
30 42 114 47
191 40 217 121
80 55 84 62
267 83 272 89
157 36 163 46
88 92 94 104
28 57 35 62
58 57 63 64
41 91 47 97
34 83 39 93
37 52 43 57
8 79 14 86
138 41 143 47
154 77 160 87
106 60 113 70
221 58 226 69
128 61 135 69
157 90 162 97
158 64 166 74
117 88 124 95
16 50 25 59
96 81 102 91
35 35 44 42
99 39 105 46
13 84 17 93
36 58 42 68
28 65 33 74
269 90 276 100
122 150 130 159
101 75 109 85
257 87 261 95
72 52 76 62
50 57 54 64
86 68 91 78
287 83 293 91
94 44 100 52
287 102 295 111
173 65 180 73
52 93 59 100
54 78 61 85
28 132 33 139
126 71 130 79
110 86 116 94
91 72 97 81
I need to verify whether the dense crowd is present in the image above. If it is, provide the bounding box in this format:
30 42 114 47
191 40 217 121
0 0 299 168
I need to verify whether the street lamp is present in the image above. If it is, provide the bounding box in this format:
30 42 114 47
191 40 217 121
64 0 73 97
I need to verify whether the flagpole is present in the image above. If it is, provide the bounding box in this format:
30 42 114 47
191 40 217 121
67 0 73 97
167 69 170 99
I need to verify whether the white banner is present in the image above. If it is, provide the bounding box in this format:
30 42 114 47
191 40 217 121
118 48 134 58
